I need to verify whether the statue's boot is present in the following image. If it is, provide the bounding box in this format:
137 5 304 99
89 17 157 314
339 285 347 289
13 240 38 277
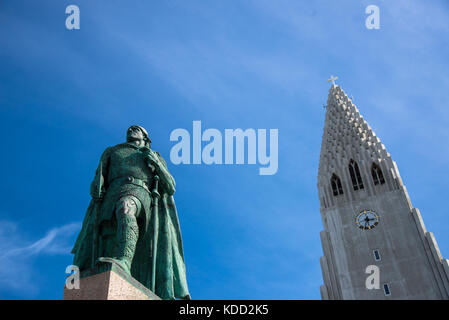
98 198 139 275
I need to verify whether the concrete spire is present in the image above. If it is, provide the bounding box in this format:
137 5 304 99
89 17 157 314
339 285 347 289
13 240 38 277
317 83 449 300
318 84 388 178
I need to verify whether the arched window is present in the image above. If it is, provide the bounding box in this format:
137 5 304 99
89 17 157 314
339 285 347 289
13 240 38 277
371 163 385 185
349 159 364 191
331 174 344 196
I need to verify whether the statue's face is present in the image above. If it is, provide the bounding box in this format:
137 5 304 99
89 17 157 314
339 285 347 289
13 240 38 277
127 126 145 141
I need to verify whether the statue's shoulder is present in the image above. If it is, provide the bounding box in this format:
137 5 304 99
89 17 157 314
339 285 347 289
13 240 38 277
153 150 168 167
98 145 112 157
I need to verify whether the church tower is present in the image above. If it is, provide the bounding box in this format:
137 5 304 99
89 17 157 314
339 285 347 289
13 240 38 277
318 81 449 299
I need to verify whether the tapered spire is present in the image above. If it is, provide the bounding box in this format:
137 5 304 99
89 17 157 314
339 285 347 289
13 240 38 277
317 84 404 209
318 85 388 177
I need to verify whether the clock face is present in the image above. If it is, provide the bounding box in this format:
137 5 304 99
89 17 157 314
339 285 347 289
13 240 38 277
356 210 379 230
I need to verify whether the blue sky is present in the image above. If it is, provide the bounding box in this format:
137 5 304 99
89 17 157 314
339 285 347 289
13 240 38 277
0 0 449 299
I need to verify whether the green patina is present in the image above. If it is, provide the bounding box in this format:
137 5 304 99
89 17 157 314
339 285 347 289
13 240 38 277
71 125 190 300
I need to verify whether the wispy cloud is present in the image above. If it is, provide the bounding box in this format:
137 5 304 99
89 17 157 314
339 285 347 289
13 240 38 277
0 221 81 296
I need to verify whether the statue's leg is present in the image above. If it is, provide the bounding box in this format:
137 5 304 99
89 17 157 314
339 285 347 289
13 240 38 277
97 195 140 275
115 196 140 274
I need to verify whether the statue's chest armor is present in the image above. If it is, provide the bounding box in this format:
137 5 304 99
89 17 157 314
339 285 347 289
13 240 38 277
109 146 153 183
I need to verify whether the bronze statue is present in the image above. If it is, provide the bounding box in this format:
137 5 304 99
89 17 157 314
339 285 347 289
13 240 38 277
71 125 190 300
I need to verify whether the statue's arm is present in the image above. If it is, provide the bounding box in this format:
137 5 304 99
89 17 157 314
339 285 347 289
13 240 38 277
90 147 111 200
153 152 176 196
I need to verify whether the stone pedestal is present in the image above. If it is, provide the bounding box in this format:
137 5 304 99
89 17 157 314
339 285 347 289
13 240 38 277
63 263 161 300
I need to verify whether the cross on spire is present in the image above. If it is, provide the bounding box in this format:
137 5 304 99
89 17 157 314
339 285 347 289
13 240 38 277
327 75 338 86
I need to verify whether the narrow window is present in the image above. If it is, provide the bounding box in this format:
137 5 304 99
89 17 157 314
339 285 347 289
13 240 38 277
371 163 385 185
331 174 344 196
337 178 343 195
349 159 364 191
383 284 391 296
373 249 381 261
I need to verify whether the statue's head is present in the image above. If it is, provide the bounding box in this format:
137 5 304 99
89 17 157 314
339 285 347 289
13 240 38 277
127 125 151 147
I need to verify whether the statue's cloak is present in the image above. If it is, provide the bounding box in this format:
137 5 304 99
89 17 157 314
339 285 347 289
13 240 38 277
71 145 190 300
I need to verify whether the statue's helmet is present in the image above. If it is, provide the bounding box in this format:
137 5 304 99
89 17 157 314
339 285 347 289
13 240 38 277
127 125 152 145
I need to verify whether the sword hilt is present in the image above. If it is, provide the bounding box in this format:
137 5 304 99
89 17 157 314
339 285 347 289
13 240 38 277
152 175 160 198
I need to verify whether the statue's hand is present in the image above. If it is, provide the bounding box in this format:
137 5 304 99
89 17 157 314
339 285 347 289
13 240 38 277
141 148 160 168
